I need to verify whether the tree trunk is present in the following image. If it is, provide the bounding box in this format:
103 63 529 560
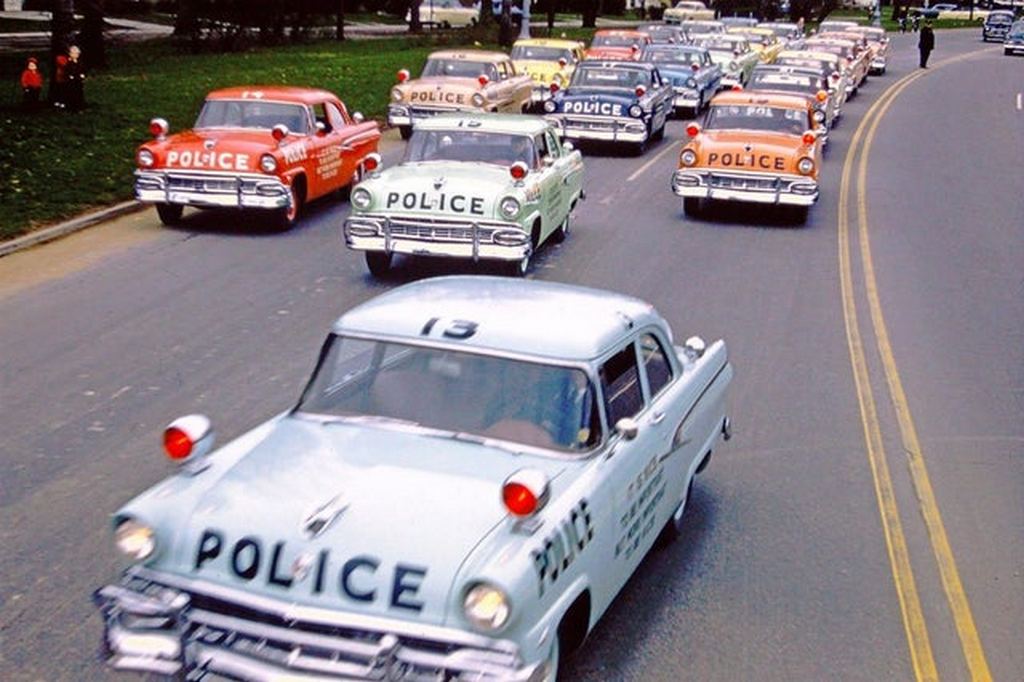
336 0 346 40
79 0 106 69
498 0 513 46
409 0 422 33
50 0 74 101
581 0 600 28
480 0 495 24
175 0 198 36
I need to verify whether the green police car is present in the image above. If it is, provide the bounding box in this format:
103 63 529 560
344 113 585 277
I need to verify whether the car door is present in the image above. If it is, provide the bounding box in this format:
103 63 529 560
546 127 582 213
595 340 677 583
649 68 671 129
505 60 534 111
532 132 562 242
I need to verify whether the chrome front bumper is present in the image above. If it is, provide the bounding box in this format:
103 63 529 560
870 57 887 72
672 169 818 206
344 214 531 262
94 566 543 681
135 170 291 210
388 104 475 128
672 89 700 108
545 114 648 143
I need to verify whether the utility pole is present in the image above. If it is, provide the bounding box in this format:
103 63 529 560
519 0 532 39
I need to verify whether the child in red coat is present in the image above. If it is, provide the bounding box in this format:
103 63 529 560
20 57 44 110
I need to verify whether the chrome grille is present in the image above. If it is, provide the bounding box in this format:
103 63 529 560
166 174 239 194
708 174 781 190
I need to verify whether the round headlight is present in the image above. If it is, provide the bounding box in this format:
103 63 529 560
391 87 404 103
543 99 557 113
115 519 155 561
499 197 521 219
351 187 372 209
729 61 738 71
813 109 825 123
797 157 815 175
463 583 510 631
680 149 697 166
628 104 643 118
472 93 486 107
260 154 278 173
686 77 697 88
137 149 155 168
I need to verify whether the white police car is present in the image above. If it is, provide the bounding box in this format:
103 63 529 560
93 276 733 681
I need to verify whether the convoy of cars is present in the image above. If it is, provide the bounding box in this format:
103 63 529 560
108 11 903 680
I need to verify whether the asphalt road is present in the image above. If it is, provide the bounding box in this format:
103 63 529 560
0 29 1020 681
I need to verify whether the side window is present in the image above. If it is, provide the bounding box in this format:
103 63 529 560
311 103 331 133
545 130 561 158
325 102 347 130
535 134 549 162
600 343 644 426
640 333 674 398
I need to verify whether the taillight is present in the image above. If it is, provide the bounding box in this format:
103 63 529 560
163 427 192 460
397 69 410 83
686 123 701 137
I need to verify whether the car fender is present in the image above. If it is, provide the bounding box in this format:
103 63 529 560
522 573 593 662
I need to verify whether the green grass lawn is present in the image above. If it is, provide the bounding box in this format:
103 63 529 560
0 26 603 241
823 8 985 32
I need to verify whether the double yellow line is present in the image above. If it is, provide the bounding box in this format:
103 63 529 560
837 51 994 682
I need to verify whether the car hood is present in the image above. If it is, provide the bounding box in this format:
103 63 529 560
516 60 570 82
359 162 529 219
707 51 750 68
556 88 638 115
690 129 814 174
657 64 705 84
129 416 566 625
140 129 297 173
396 77 484 105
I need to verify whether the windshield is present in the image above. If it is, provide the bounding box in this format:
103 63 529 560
421 59 499 80
593 34 642 47
705 104 809 135
697 37 745 52
571 65 650 89
644 49 705 65
404 129 538 167
749 73 820 94
511 45 574 62
298 335 603 452
195 100 309 133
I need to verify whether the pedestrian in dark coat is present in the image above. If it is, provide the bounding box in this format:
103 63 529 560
919 21 935 68
65 45 86 111
20 57 44 110
51 54 68 109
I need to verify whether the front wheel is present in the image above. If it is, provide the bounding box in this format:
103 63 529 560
155 203 183 226
272 184 302 231
551 211 571 243
399 125 413 141
658 478 693 545
502 252 530 277
683 197 702 217
789 205 809 225
540 635 560 682
365 251 393 277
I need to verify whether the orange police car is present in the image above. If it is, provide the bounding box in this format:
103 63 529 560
135 86 380 230
671 91 823 223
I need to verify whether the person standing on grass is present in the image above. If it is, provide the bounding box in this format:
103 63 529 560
919 20 935 68
20 57 44 111
51 53 68 108
65 45 86 111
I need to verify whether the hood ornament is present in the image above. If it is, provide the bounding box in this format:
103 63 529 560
433 176 446 190
743 143 753 153
204 139 216 151
301 493 349 539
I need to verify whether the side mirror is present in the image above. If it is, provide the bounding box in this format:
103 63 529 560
683 335 707 359
315 121 327 134
615 418 639 441
352 111 365 124
543 156 555 167
562 140 575 153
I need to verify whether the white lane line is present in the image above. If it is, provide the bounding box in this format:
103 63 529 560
1017 92 1022 111
627 140 679 182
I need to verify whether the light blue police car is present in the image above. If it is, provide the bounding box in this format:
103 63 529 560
93 276 733 681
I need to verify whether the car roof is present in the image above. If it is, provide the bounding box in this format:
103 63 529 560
711 91 812 109
513 38 584 49
579 60 657 72
333 276 664 361
206 86 337 104
595 29 649 36
429 49 511 62
416 112 552 135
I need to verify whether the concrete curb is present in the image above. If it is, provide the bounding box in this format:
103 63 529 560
0 200 147 258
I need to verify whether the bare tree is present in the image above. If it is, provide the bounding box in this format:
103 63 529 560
408 0 422 33
581 0 601 28
50 0 74 101
79 0 107 68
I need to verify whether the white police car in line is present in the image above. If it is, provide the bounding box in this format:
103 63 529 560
93 276 733 681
